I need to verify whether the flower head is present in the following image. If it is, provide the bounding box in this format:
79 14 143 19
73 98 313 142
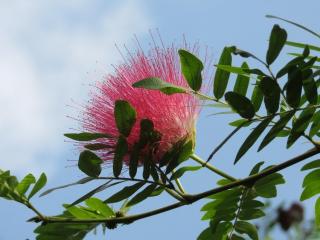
81 41 208 165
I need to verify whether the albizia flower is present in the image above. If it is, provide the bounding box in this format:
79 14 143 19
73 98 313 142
81 42 209 166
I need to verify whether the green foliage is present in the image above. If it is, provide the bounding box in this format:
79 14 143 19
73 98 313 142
34 220 96 240
300 161 320 201
266 24 287 65
170 166 202 180
287 107 315 148
259 77 281 114
114 100 137 137
214 47 233 99
40 177 94 197
235 117 273 163
165 139 193 174
233 62 250 96
258 111 295 151
28 173 47 200
0 170 47 203
198 162 285 240
64 132 113 141
224 91 255 119
78 150 103 178
113 136 128 177
286 66 303 108
70 181 124 206
35 199 114 240
251 81 264 112
105 182 145 203
126 184 157 207
178 49 204 91
132 77 187 95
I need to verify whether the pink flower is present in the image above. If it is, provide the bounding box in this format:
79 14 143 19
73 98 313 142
81 41 209 165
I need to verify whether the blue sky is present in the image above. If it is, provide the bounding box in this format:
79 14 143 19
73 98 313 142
0 0 320 239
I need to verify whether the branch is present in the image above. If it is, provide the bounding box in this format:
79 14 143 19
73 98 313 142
191 154 237 181
31 147 320 225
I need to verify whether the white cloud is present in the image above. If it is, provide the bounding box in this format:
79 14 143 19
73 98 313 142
0 0 152 177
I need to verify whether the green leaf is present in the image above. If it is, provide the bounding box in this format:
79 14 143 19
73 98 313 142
78 150 102 178
277 129 290 137
235 221 258 240
34 217 96 240
310 111 320 137
302 70 318 105
231 47 260 61
132 77 187 95
84 143 113 150
251 81 264 112
231 235 245 240
235 117 273 163
71 181 124 206
178 49 204 91
149 186 165 197
113 136 128 177
315 197 320 227
165 140 193 174
105 182 145 203
225 92 255 119
233 62 250 96
28 173 47 199
197 228 214 240
114 100 136 137
16 174 36 195
258 111 295 151
66 205 93 219
139 119 155 147
142 153 151 180
266 24 287 65
287 107 315 148
229 119 252 127
300 184 320 201
129 143 140 179
241 199 264 209
285 41 320 52
255 173 285 198
249 162 265 175
170 166 201 180
214 47 232 99
301 159 320 171
40 177 94 197
286 67 303 108
259 77 281 114
238 208 265 220
85 198 114 218
276 56 305 78
303 169 320 188
126 184 157 207
243 68 267 76
214 65 248 76
64 132 112 141
303 45 310 57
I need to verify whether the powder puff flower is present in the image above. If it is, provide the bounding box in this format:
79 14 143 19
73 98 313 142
79 40 210 174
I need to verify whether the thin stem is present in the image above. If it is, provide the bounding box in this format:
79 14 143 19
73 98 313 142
26 202 45 220
206 122 249 163
190 154 237 181
174 176 186 194
228 187 247 239
32 147 320 225
164 188 185 202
